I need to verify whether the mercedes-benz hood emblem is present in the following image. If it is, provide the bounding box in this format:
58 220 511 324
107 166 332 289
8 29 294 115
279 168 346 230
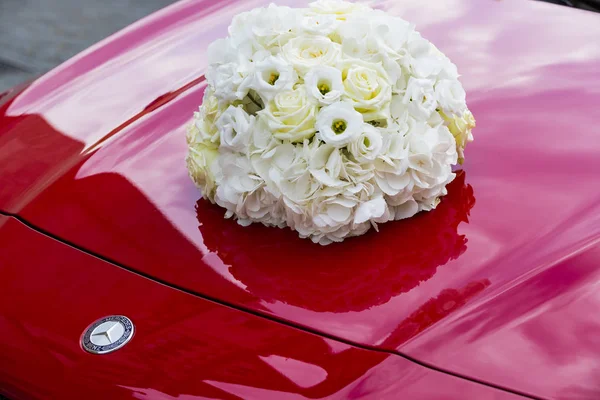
81 315 134 354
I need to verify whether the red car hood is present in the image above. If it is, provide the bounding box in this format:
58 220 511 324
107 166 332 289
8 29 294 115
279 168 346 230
2 0 600 398
3 216 521 399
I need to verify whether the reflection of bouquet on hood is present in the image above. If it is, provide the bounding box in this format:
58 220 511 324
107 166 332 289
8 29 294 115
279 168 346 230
197 171 475 313
187 0 475 245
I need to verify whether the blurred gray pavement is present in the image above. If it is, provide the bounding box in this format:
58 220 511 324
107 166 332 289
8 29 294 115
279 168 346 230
0 0 178 93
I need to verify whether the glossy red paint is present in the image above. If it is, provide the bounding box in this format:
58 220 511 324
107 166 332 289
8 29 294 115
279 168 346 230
1 0 600 399
0 216 520 399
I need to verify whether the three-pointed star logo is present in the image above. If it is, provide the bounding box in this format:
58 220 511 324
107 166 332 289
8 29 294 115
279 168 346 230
91 321 121 344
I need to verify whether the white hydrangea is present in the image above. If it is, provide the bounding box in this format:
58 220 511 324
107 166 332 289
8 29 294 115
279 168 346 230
187 0 475 245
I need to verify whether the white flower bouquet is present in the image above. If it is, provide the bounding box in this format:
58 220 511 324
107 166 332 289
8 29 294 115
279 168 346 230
187 0 475 245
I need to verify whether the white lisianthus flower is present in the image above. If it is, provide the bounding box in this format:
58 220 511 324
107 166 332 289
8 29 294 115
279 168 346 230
249 56 297 102
282 36 342 75
340 60 393 121
349 124 383 163
316 102 364 147
189 1 475 244
305 66 344 105
260 85 318 142
216 106 255 152
403 77 437 120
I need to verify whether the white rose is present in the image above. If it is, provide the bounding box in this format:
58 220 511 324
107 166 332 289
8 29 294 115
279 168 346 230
403 77 437 120
186 123 200 147
316 102 364 147
200 89 222 124
191 117 219 148
435 79 466 114
260 85 318 142
186 144 220 201
309 0 372 20
282 36 341 75
249 56 297 102
189 89 224 146
349 124 383 162
304 66 344 105
216 106 255 152
441 109 475 163
340 60 392 121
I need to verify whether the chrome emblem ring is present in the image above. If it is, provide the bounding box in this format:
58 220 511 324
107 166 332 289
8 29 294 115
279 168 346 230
81 315 134 354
